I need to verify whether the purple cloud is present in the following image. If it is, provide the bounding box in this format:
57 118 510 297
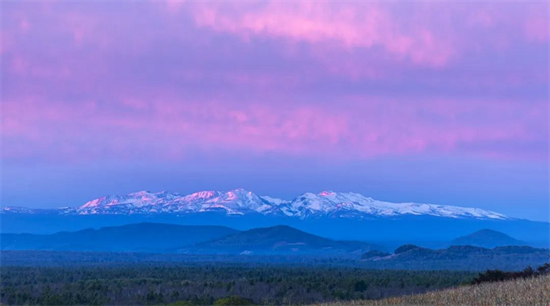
1 0 548 164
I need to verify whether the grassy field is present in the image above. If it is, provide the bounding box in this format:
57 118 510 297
319 275 550 306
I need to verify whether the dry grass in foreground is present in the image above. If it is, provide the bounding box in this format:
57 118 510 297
318 274 550 306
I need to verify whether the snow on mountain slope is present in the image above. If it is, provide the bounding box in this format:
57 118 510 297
1 189 509 220
74 189 279 215
289 191 507 219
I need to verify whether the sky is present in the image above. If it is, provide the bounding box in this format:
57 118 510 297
1 1 549 221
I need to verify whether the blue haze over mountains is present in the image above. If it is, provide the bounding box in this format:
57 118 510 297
2 189 549 249
2 222 548 271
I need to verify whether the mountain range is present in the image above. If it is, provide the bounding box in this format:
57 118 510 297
2 188 509 220
2 189 548 247
0 222 532 256
0 223 380 255
2 222 547 271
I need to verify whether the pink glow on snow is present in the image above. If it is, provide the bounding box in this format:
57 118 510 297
186 191 218 201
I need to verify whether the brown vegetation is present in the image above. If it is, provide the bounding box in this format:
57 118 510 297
318 274 550 306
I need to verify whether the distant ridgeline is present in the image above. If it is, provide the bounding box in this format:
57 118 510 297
1 223 548 271
360 244 549 271
358 228 548 271
2 189 549 247
0 223 380 255
451 229 526 248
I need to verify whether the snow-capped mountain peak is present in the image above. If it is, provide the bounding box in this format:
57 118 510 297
318 190 336 196
80 190 172 210
2 189 510 220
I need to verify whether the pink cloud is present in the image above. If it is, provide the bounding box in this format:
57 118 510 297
182 1 548 71
0 31 10 54
189 1 455 67
2 93 546 163
525 17 549 43
1 1 547 164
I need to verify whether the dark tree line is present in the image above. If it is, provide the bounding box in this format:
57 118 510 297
471 263 550 285
0 265 474 305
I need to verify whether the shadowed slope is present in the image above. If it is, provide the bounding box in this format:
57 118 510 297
1 222 239 253
186 225 381 255
451 229 525 248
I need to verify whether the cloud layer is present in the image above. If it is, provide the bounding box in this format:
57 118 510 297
1 1 549 164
